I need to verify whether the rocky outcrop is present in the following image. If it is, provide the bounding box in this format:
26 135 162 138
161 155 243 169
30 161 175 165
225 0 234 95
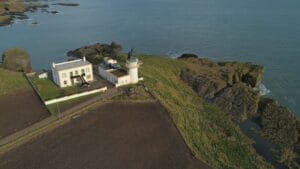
0 0 48 26
213 83 260 120
179 53 300 168
257 97 298 148
2 48 32 73
67 42 122 64
179 55 264 120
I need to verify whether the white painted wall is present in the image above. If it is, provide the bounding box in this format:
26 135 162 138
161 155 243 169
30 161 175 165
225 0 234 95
45 87 107 105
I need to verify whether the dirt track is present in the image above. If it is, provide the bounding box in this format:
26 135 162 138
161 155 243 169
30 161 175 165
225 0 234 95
0 102 211 169
0 89 49 138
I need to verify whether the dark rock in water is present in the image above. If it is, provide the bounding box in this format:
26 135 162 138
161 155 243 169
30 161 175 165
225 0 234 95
257 97 298 148
213 83 260 120
32 21 38 25
14 14 29 20
2 48 32 73
50 11 59 14
67 42 122 64
53 3 80 7
178 53 198 59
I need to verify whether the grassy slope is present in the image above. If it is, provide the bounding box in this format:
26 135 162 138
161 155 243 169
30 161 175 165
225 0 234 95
0 68 29 96
139 55 272 169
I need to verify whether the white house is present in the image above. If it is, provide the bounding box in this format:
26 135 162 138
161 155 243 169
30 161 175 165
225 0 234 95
52 57 94 88
98 57 142 87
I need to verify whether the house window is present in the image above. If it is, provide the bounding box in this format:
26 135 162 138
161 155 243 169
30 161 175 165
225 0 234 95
70 72 73 77
63 80 67 85
75 70 78 75
86 67 90 73
81 69 85 74
62 72 67 78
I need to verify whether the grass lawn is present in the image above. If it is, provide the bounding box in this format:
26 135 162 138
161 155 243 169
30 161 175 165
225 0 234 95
139 55 272 169
47 92 101 115
31 77 78 101
0 68 30 96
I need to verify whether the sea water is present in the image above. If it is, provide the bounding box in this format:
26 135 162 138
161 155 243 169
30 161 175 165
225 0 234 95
0 0 299 116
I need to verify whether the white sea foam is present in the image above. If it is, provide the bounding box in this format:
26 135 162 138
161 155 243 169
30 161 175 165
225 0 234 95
166 50 182 58
259 83 271 96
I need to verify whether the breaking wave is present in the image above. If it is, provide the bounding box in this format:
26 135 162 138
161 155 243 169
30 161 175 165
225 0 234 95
259 83 271 96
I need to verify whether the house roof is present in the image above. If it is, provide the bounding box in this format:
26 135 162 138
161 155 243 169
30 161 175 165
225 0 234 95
53 59 91 71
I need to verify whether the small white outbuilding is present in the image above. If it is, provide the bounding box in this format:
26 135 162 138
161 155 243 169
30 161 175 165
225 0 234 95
36 71 48 79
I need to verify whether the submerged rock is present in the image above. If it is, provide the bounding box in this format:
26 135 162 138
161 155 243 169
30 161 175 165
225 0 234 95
2 48 32 73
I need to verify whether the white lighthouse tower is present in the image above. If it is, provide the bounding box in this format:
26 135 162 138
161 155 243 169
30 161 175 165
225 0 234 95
126 57 140 84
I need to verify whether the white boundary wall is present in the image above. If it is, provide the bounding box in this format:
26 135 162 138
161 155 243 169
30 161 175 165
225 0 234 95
45 87 107 105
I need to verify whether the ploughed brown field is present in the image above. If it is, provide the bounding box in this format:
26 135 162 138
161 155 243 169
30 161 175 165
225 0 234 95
0 102 211 169
0 89 50 138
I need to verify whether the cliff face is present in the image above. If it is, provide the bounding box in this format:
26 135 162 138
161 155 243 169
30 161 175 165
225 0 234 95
179 54 299 168
180 56 263 120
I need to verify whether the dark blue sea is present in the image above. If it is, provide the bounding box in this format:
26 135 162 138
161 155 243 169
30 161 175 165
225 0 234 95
0 0 299 116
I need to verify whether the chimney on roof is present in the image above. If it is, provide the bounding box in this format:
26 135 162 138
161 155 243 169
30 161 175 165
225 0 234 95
52 62 55 68
83 56 86 62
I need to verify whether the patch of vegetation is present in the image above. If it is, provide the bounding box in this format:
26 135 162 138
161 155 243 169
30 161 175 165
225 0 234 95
0 67 29 96
139 55 272 169
2 48 32 73
31 77 78 100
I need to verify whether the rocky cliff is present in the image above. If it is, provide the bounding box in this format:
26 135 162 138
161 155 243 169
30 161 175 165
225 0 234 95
179 54 299 168
179 56 263 120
